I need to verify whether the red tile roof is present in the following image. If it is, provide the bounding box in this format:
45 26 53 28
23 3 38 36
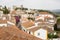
21 17 28 21
29 27 41 32
21 20 35 28
41 26 54 33
0 25 42 40
29 26 53 33
0 20 7 24
11 10 16 14
39 12 49 14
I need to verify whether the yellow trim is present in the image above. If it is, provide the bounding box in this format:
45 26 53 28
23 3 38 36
46 30 48 40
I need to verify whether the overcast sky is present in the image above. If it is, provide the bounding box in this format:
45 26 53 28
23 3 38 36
0 0 60 10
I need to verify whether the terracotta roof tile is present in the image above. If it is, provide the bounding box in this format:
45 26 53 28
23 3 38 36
0 20 7 24
41 27 54 33
11 10 16 14
21 20 35 28
29 27 41 32
39 12 49 14
45 16 50 18
0 25 42 40
21 18 28 21
29 26 53 33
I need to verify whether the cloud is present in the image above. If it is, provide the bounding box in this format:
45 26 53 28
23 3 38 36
0 0 60 10
22 0 60 10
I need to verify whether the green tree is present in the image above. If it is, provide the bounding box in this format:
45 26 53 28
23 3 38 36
48 32 58 39
2 6 10 14
15 7 28 10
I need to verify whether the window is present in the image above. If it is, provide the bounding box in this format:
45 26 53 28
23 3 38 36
38 33 40 36
23 29 25 32
29 31 31 34
24 30 25 31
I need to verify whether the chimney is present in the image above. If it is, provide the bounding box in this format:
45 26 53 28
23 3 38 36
35 23 38 26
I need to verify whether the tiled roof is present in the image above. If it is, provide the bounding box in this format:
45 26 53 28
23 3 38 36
36 16 44 20
29 26 41 32
39 12 49 14
21 17 28 21
11 10 16 14
44 16 50 18
0 25 42 40
0 20 7 24
36 16 41 18
41 26 54 33
21 20 35 28
28 26 53 33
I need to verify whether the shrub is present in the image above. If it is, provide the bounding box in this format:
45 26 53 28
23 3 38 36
48 32 58 39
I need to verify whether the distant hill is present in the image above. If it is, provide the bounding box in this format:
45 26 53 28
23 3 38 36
51 9 60 17
53 9 60 12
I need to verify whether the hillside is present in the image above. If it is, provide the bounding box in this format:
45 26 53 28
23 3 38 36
52 9 60 16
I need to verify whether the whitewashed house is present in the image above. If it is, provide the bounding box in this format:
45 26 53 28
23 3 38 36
26 9 36 20
21 20 52 40
34 29 47 40
35 12 56 30
35 12 56 23
0 11 3 18
10 10 16 16
20 11 55 39
28 27 48 40
21 20 35 31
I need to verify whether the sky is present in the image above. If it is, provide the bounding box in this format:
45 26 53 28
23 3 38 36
0 0 60 10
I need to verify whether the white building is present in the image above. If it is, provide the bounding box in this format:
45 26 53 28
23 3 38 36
0 11 3 18
21 20 53 40
35 12 56 30
28 27 48 40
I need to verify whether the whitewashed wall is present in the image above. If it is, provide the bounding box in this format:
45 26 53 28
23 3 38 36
34 29 47 40
0 24 7 27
